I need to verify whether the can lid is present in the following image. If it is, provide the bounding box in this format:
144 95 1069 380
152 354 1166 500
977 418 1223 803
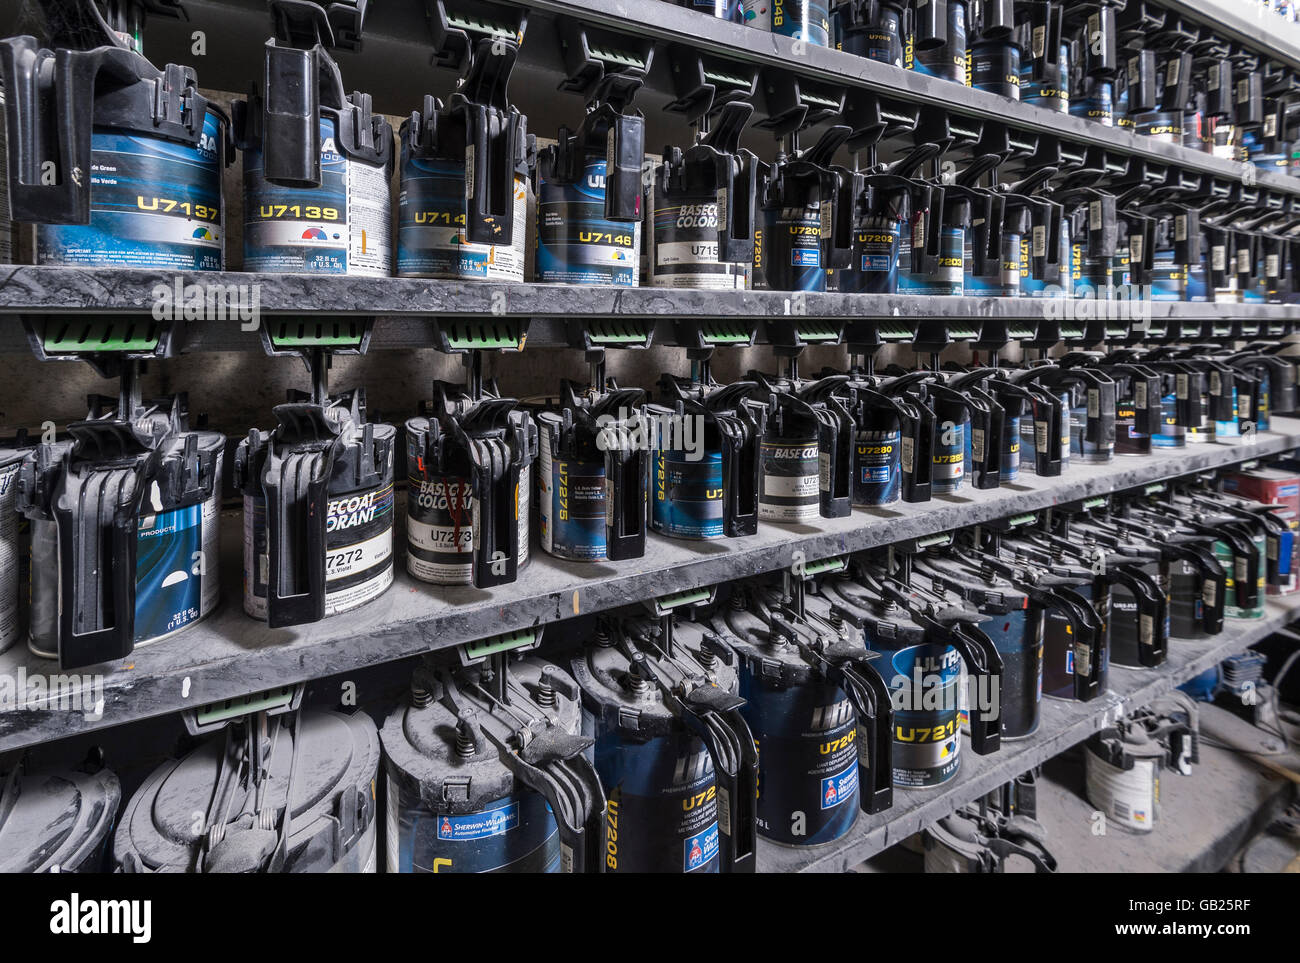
114 710 378 872
381 657 585 815
0 764 121 873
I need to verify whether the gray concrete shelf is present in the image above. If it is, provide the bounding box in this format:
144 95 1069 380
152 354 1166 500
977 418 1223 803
0 417 1297 754
0 266 1296 353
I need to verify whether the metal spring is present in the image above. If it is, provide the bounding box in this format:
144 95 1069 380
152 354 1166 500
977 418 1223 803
455 722 478 758
535 683 556 709
410 682 434 709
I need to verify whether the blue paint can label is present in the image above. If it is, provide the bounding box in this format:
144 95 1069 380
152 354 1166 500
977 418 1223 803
899 227 964 295
244 116 391 276
755 206 825 292
746 0 830 45
740 677 860 844
536 159 639 286
651 447 725 539
907 2 967 83
854 426 902 506
29 479 222 655
386 784 560 873
398 156 528 282
839 216 900 294
38 114 225 270
538 415 607 561
590 725 720 873
932 413 967 494
1002 415 1021 482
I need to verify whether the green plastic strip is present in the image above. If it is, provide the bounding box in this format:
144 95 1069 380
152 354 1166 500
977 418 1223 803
948 326 978 340
589 43 647 70
446 13 518 39
918 533 951 548
585 319 651 346
794 322 840 343
703 67 751 90
803 557 847 576
194 686 297 727
463 628 540 662
1008 325 1036 339
802 90 840 108
698 321 753 345
268 319 367 349
1082 496 1107 510
440 319 525 351
1008 513 1038 527
655 587 712 611
1145 483 1166 495
42 319 161 353
879 324 916 341
1060 324 1084 339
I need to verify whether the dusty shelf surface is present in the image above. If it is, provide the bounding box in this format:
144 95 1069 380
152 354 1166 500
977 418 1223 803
0 420 1297 754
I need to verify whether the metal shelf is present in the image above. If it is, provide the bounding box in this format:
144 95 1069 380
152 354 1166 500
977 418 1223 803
1159 0 1300 73
0 267 1297 352
757 592 1300 873
505 0 1300 198
0 418 1297 754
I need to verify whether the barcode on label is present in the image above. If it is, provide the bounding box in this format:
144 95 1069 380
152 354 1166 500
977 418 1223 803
1176 374 1189 400
972 428 986 462
1175 215 1187 243
1135 382 1147 409
1212 246 1226 271
901 436 915 474
1088 389 1099 419
1033 225 1046 257
1140 614 1153 646
717 787 732 836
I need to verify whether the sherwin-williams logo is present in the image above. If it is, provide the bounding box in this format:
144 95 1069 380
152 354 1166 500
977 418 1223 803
0 464 16 497
683 824 719 871
49 895 151 943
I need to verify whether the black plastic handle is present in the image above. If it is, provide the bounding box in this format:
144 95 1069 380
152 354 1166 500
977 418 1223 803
677 685 759 873
1104 564 1168 668
712 399 764 537
831 657 895 815
603 429 648 562
468 439 520 589
49 437 149 667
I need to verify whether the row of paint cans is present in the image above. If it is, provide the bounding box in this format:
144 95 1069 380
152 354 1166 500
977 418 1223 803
117 694 381 872
816 564 1003 790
